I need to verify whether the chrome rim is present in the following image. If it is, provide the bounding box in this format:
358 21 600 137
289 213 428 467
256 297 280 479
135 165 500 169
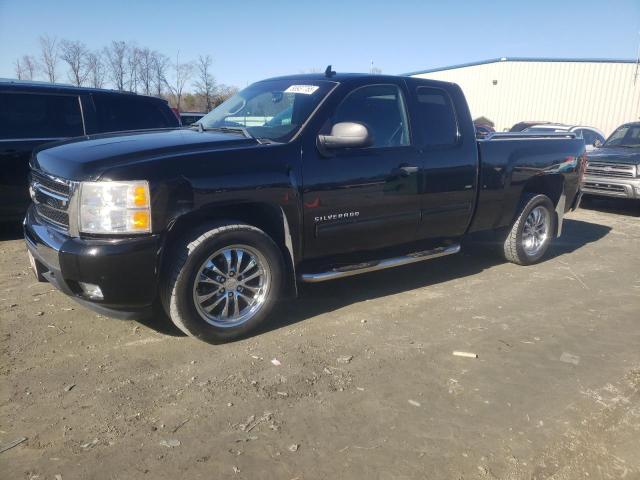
522 206 550 256
192 245 271 328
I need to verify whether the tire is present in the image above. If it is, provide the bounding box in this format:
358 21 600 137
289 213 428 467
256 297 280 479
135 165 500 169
503 194 556 265
161 222 284 343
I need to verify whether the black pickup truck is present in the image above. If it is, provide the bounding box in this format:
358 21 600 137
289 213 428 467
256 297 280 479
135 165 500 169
24 71 585 343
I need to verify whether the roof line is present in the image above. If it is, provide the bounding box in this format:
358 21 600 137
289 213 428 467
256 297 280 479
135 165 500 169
0 77 139 95
403 57 637 76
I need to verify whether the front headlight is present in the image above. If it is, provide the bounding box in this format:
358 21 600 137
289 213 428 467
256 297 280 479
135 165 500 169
79 180 151 234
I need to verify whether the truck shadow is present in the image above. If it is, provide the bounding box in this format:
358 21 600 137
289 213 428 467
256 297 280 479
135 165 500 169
2 215 612 340
255 217 612 337
139 218 611 339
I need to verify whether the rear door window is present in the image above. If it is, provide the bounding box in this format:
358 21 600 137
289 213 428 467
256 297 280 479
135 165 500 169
92 95 174 133
414 87 458 147
576 129 603 145
0 92 83 139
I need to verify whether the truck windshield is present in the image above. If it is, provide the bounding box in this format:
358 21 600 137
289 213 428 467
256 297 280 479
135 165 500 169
197 79 336 142
604 124 640 148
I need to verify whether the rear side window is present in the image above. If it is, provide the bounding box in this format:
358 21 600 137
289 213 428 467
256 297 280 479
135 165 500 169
92 95 175 133
414 87 458 147
0 92 83 139
576 129 603 145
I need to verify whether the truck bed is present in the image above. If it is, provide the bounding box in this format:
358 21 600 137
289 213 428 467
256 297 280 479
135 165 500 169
469 132 586 233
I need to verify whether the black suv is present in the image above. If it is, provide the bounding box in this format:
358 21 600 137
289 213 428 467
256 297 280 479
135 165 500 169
0 80 179 222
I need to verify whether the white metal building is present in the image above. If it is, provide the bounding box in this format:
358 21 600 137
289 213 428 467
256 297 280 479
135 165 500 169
408 57 640 136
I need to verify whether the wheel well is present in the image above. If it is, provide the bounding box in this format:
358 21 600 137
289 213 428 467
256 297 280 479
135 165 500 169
521 174 565 236
522 174 564 207
162 202 296 295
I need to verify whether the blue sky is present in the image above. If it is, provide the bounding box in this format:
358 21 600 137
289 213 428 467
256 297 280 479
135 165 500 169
1 0 638 88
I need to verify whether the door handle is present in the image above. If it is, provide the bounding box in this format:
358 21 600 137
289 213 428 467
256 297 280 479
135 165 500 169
391 165 419 177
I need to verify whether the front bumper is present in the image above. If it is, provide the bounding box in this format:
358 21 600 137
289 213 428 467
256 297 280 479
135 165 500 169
23 206 161 319
581 175 640 199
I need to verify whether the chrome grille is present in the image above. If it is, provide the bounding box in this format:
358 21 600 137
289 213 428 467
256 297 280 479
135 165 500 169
585 162 635 178
30 170 74 230
583 182 626 193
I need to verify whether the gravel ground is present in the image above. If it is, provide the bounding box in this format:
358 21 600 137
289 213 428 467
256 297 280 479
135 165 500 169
1 198 639 480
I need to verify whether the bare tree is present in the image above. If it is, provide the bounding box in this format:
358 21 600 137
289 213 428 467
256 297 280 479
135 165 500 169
137 47 154 95
213 84 238 107
151 51 169 97
14 59 25 79
86 51 106 88
60 39 89 86
104 40 128 91
127 46 141 93
39 34 59 83
166 52 193 112
195 55 215 111
18 55 38 80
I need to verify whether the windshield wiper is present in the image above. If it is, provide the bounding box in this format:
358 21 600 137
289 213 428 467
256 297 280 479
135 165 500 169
255 137 279 144
200 126 252 139
191 125 276 144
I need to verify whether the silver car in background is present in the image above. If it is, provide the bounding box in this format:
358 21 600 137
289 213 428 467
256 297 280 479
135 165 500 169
524 123 606 151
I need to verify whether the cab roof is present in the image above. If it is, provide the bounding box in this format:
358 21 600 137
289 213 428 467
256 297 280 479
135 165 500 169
260 72 455 88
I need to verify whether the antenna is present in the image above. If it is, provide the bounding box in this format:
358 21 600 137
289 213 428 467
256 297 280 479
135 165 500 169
324 65 336 78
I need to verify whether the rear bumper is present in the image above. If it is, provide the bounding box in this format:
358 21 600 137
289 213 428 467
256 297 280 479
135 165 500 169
581 175 640 199
23 206 161 319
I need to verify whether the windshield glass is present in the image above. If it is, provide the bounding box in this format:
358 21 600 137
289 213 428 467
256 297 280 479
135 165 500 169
197 79 335 142
604 124 640 147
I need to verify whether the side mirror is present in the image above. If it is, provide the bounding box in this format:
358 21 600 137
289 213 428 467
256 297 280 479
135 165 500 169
593 139 603 148
317 122 373 153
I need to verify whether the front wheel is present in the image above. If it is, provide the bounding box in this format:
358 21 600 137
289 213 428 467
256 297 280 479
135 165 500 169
161 222 284 343
503 194 556 265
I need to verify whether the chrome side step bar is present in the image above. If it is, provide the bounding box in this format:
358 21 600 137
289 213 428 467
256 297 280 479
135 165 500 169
300 244 461 283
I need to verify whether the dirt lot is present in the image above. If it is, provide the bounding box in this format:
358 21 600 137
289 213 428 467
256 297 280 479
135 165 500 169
1 199 639 480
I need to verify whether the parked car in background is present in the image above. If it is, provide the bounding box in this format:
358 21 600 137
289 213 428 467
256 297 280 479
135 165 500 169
24 72 584 343
582 121 640 200
180 112 206 126
473 120 495 139
0 80 180 222
523 124 606 150
510 121 551 132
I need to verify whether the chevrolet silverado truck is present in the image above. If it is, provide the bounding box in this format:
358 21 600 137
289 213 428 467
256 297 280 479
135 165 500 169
24 70 585 343
582 122 640 200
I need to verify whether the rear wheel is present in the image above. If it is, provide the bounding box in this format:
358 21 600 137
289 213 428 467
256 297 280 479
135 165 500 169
162 222 284 343
503 194 556 265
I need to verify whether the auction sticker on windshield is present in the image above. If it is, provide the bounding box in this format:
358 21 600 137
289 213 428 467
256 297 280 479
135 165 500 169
284 85 319 95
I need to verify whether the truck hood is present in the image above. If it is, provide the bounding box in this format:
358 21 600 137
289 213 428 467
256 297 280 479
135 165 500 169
587 146 640 165
31 128 258 181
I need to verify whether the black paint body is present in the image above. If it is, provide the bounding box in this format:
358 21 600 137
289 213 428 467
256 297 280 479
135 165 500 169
24 74 584 317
